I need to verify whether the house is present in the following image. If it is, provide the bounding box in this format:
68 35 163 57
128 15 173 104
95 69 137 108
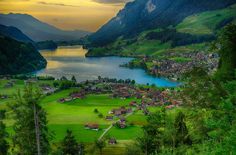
84 124 99 131
25 78 38 84
106 116 113 121
119 116 126 122
120 106 127 114
165 105 175 109
41 85 56 95
0 95 8 99
64 98 73 102
108 138 117 145
127 108 132 113
117 121 126 129
4 82 13 88
135 93 142 99
110 107 128 116
114 110 122 116
70 92 84 99
58 98 66 103
58 97 72 103
129 101 137 107
171 100 180 105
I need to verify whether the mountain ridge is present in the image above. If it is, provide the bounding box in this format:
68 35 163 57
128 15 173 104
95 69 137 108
0 24 35 45
0 13 91 42
89 0 236 46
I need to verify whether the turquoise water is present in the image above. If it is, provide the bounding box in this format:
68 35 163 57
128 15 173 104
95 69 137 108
37 46 179 87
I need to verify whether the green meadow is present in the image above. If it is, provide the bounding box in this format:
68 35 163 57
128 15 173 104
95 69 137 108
176 4 236 35
0 79 149 148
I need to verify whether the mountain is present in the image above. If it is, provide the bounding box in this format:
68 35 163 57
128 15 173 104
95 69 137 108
0 24 35 45
89 0 236 46
36 40 58 50
0 24 58 50
0 13 91 42
0 34 47 75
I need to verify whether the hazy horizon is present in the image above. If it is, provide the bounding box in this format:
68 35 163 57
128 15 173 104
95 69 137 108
0 0 132 32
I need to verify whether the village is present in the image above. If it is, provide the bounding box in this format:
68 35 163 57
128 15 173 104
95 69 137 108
55 77 181 142
0 76 181 145
122 51 219 80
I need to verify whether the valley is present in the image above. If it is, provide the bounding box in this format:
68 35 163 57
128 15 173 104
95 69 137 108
0 76 179 154
0 0 236 154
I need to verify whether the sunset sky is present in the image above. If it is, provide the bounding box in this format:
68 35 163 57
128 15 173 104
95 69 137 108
0 0 131 32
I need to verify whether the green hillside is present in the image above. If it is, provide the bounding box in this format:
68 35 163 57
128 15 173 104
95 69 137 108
0 35 47 74
176 4 236 35
86 4 236 58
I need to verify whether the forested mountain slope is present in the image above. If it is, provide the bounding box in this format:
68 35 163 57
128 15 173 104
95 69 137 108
89 0 236 46
0 35 47 75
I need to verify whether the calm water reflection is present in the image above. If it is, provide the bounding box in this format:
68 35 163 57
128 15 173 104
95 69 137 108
37 46 179 87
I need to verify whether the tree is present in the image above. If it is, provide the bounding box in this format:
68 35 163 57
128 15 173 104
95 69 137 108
214 24 236 81
137 108 166 154
94 139 106 155
61 130 84 155
61 76 68 81
98 113 103 118
181 67 227 109
9 85 50 155
131 80 136 85
94 108 99 113
71 76 77 83
60 81 75 90
0 110 9 155
174 112 191 146
53 81 59 88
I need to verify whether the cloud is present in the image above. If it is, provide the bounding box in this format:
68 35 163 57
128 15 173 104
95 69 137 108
92 0 133 4
37 1 80 7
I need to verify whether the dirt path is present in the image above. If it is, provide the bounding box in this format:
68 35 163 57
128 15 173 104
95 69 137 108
98 112 133 140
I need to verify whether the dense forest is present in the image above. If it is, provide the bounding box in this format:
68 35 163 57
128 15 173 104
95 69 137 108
36 40 58 50
0 35 46 75
145 29 216 47
125 24 236 155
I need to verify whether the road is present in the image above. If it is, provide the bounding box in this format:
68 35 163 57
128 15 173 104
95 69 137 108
98 112 133 140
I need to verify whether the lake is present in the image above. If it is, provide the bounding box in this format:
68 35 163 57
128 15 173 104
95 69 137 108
36 46 179 87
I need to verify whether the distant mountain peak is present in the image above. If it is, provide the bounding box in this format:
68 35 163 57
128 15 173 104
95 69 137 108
0 13 91 41
0 24 35 45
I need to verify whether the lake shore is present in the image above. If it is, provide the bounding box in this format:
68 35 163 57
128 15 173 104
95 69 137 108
37 46 179 87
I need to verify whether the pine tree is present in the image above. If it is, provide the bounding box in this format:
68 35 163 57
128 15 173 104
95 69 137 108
137 108 166 154
71 75 77 83
0 110 9 155
61 76 68 81
61 130 84 155
215 24 236 81
174 112 191 146
9 85 50 155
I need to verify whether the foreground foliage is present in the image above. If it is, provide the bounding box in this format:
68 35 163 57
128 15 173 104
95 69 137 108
128 24 236 155
9 86 50 154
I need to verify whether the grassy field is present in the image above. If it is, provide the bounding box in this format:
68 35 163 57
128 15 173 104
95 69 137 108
176 4 236 35
0 78 181 155
0 79 152 154
121 40 171 56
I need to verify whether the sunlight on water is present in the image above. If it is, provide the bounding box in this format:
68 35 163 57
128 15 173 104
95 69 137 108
40 46 86 58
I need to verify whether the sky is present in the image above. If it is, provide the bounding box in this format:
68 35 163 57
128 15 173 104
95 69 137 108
0 0 131 32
